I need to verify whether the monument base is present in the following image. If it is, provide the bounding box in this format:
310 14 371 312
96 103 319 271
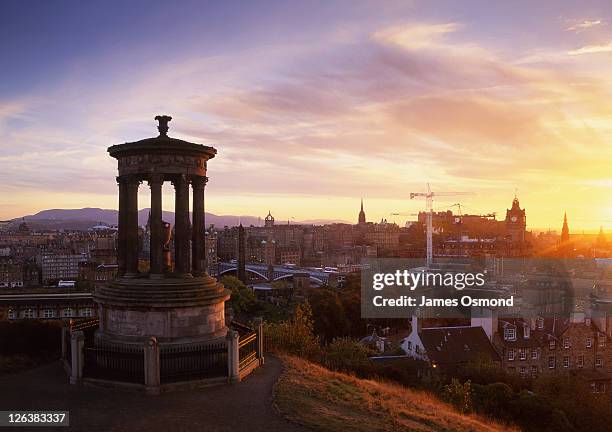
94 274 230 344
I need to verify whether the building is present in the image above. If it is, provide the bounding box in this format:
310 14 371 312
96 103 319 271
205 227 218 274
264 211 275 228
402 316 501 371
0 292 96 321
358 199 366 225
494 313 612 392
561 212 570 243
0 257 24 288
40 253 88 285
505 196 527 242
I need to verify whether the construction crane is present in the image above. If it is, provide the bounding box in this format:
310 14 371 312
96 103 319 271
410 184 474 267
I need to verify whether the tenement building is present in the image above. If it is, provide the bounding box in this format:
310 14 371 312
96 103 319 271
494 313 612 392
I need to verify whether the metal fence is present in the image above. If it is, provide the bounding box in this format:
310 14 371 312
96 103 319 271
238 331 258 371
83 342 145 384
160 342 228 384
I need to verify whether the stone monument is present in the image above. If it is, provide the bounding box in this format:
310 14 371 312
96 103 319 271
95 116 230 346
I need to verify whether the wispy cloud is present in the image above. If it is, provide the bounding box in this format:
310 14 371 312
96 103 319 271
568 41 612 55
565 19 604 33
2 8 612 228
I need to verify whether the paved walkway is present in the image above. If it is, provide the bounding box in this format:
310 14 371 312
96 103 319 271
0 357 306 432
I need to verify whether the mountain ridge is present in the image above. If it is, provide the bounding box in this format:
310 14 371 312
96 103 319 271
11 208 349 230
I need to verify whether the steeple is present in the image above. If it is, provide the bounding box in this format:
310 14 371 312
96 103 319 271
597 226 607 247
358 198 366 225
561 212 570 243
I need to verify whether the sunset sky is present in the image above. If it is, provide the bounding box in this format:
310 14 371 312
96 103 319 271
1 0 612 232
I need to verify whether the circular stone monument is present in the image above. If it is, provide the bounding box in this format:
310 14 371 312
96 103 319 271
94 116 230 345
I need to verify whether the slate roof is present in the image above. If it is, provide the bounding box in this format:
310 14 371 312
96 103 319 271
419 326 501 365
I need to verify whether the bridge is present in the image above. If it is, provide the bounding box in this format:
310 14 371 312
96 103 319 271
215 262 337 285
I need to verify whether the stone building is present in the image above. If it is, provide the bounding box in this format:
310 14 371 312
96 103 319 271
0 257 24 288
494 313 612 392
40 252 88 284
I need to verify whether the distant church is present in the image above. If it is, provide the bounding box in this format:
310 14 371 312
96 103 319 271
358 199 366 225
560 212 570 243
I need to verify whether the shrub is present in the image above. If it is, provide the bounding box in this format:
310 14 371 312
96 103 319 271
443 379 473 414
324 337 374 374
264 302 321 359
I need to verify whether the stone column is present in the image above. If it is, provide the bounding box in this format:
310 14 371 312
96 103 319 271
227 330 240 383
144 336 160 395
125 176 140 277
173 175 191 276
191 176 207 276
117 176 128 276
148 174 164 277
70 331 84 385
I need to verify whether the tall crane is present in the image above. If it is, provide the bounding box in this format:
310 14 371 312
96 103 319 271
410 184 474 267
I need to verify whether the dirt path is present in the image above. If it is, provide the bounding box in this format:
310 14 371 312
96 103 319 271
0 356 306 432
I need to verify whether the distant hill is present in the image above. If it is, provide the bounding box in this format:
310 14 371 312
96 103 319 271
11 208 344 230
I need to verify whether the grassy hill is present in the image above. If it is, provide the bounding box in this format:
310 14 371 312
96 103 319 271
274 355 516 432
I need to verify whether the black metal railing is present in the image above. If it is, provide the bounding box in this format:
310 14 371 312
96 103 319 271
238 331 258 371
71 318 99 346
83 342 145 384
160 342 228 384
65 330 72 362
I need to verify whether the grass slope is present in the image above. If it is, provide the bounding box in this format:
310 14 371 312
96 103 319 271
274 355 516 432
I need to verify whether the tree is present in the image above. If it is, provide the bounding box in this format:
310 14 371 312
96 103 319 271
221 275 256 316
307 288 350 342
324 337 374 373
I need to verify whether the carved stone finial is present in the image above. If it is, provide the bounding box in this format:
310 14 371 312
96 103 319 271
154 115 172 136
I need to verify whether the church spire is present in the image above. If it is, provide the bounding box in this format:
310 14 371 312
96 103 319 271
561 212 570 243
358 198 366 225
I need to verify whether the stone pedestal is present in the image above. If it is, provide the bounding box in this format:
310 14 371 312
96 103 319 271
95 274 230 345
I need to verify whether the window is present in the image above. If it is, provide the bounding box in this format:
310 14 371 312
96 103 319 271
596 356 603 368
519 349 527 360
598 335 606 348
520 366 527 377
531 349 538 360
508 349 515 361
504 327 516 341
563 356 570 368
43 309 55 319
563 337 570 349
7 309 16 320
549 340 556 350
22 309 35 319
586 338 593 348
537 317 544 329
578 355 584 368
524 326 530 339
548 356 555 369
62 308 74 318
531 365 538 377
81 308 93 317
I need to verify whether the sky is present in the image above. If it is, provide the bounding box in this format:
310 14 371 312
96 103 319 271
1 0 612 232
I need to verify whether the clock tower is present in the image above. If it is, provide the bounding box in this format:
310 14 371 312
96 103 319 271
505 196 526 242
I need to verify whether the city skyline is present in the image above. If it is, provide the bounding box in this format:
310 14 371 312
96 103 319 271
2 1 612 230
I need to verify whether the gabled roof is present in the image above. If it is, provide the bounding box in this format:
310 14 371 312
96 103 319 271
419 326 500 365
